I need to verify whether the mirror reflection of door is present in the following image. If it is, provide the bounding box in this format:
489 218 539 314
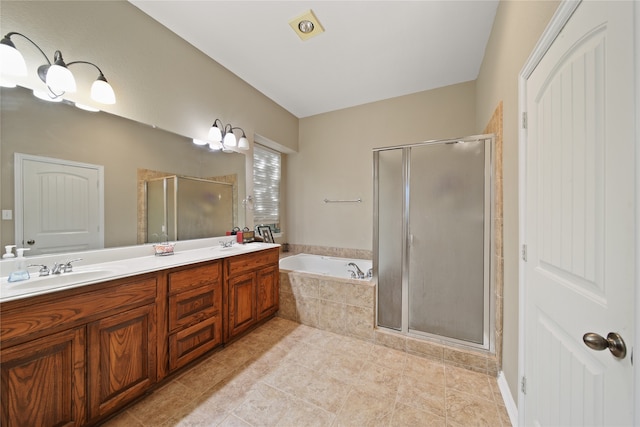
16 154 104 255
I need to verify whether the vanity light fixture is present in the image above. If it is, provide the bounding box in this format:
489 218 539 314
0 31 116 105
194 118 249 152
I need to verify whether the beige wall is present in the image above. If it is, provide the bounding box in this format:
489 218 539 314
289 81 477 250
475 0 560 402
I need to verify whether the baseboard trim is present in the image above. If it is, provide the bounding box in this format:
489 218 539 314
497 371 518 426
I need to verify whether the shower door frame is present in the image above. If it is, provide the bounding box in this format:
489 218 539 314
373 134 496 352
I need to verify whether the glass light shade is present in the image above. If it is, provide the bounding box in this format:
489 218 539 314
238 136 249 150
0 76 16 88
75 103 100 112
223 132 237 147
33 89 63 102
46 64 76 93
208 125 222 142
208 141 223 151
193 138 208 146
0 42 27 76
90 77 116 104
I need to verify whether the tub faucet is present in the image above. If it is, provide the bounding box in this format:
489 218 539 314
347 262 365 279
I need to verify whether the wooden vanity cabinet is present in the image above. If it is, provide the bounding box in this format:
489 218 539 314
87 303 157 420
0 327 86 427
0 273 158 426
225 248 279 341
0 248 276 426
167 261 223 372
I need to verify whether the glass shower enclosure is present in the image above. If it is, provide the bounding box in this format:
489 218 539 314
373 135 494 350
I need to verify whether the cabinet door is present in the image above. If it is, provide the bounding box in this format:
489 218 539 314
88 304 156 420
257 265 279 321
227 271 257 340
1 327 86 427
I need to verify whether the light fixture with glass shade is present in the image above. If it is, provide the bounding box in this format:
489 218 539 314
0 31 116 107
194 118 249 152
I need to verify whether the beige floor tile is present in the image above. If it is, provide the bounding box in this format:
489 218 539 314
276 397 335 427
352 361 402 400
367 345 407 371
102 410 145 427
334 389 394 427
231 383 291 426
445 365 494 402
110 318 508 427
218 414 253 427
404 353 446 386
397 374 446 417
127 381 197 426
446 389 503 427
163 403 226 426
390 402 446 427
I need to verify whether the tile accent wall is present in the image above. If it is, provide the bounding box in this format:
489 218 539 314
483 101 504 371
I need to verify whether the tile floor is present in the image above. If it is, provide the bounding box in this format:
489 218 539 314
104 318 511 427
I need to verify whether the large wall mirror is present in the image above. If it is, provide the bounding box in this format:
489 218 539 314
1 86 247 253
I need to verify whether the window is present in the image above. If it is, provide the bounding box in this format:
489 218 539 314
253 144 281 232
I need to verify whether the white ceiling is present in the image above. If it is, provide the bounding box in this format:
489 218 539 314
129 1 499 118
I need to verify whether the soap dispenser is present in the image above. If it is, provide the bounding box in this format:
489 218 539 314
8 248 30 282
2 245 16 259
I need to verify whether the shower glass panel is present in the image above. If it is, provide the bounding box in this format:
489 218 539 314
408 141 486 343
374 135 493 350
375 149 404 330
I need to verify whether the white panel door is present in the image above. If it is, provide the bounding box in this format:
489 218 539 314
17 154 104 255
523 1 635 425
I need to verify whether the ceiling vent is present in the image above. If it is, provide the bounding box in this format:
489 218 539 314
289 9 324 41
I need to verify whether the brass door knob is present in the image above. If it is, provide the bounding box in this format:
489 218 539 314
583 332 627 359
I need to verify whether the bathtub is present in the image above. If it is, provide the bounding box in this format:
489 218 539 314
279 253 372 280
278 253 376 340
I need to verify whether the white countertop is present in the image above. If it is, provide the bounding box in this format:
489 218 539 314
0 238 279 303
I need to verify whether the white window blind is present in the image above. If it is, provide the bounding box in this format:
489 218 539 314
253 144 280 225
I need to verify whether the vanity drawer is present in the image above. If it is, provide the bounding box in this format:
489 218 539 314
226 248 279 277
169 313 222 371
169 284 221 332
168 261 221 294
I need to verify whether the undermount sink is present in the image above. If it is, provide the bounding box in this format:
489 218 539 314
6 269 117 291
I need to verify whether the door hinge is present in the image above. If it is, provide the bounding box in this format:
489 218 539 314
521 376 527 394
522 244 528 262
522 112 528 129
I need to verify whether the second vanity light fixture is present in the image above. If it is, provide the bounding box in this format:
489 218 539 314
193 118 249 152
0 31 116 106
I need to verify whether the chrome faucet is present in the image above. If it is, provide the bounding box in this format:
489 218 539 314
51 258 82 274
347 262 365 279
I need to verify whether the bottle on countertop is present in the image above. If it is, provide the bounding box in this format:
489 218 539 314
8 248 30 282
2 245 16 259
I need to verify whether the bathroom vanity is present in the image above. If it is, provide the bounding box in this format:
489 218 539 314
0 243 279 427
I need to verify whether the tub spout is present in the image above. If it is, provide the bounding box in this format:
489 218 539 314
347 262 365 279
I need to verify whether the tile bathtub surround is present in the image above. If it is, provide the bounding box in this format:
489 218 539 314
286 244 372 261
104 318 511 427
279 271 376 341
